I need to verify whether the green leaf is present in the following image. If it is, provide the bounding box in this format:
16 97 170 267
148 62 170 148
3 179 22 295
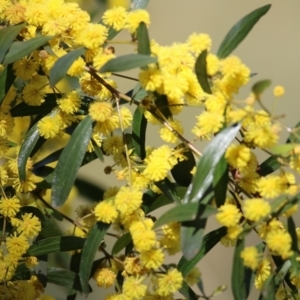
171 146 196 187
112 233 132 255
0 23 25 64
92 140 104 162
155 178 181 204
259 275 276 300
27 236 86 256
3 35 52 65
40 217 63 238
0 64 16 104
252 79 272 98
178 227 226 276
18 119 41 181
49 47 85 87
217 4 271 58
131 0 149 10
51 116 93 207
271 144 296 156
79 222 110 295
186 124 241 203
47 268 84 292
154 201 216 229
74 177 104 202
155 94 172 119
213 155 228 207
137 22 151 56
195 50 212 94
259 155 281 176
11 94 58 117
179 281 198 300
132 106 147 159
99 54 157 73
232 238 246 300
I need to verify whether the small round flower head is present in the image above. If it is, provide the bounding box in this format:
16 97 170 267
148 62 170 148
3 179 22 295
123 276 147 300
89 102 114 122
57 91 81 114
156 269 183 296
225 144 251 170
102 6 128 31
187 33 212 55
22 84 46 106
6 233 29 256
67 57 85 77
159 119 184 144
139 65 163 92
266 230 292 259
37 115 61 139
140 247 164 269
126 9 150 34
215 203 241 227
93 267 116 288
243 198 271 222
255 258 271 290
273 85 285 97
13 58 39 81
185 267 201 286
16 213 41 238
0 196 20 217
256 175 285 199
240 246 260 270
94 200 118 223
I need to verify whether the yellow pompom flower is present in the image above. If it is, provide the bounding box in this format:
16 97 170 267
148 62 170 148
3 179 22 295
256 175 285 199
140 247 164 269
93 268 116 288
102 6 128 31
77 23 108 49
13 58 39 81
67 57 86 77
94 200 118 223
225 144 251 170
37 115 61 139
266 230 292 259
159 119 184 144
123 276 147 300
139 65 163 91
16 213 41 238
240 246 260 270
187 33 212 55
57 91 81 114
185 267 201 286
243 198 271 222
273 85 285 97
0 196 21 217
22 83 46 106
89 102 114 122
193 111 224 137
126 9 150 33
114 186 142 215
255 258 271 290
216 204 241 227
6 233 29 256
157 269 183 296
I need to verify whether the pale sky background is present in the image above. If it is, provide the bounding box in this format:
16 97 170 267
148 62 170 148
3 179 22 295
50 1 300 299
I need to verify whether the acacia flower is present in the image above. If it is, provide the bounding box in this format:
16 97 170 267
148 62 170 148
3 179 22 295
156 269 183 296
89 102 114 122
273 85 285 97
6 233 29 256
16 213 42 238
243 198 271 222
114 186 142 215
102 6 128 31
0 196 20 217
140 247 164 269
255 258 271 290
37 115 60 139
123 276 147 299
93 268 116 288
216 204 241 227
94 200 118 223
266 230 292 259
240 246 261 270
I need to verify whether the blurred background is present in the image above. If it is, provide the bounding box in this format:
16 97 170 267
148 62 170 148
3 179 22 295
47 1 300 299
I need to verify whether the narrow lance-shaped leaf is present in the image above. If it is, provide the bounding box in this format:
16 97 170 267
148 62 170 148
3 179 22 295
195 50 212 94
51 115 93 207
0 64 16 104
3 36 52 65
99 54 157 73
213 155 228 207
0 23 25 63
252 79 271 99
185 123 241 203
217 4 271 58
137 22 151 56
132 106 147 159
112 233 132 255
49 47 85 87
79 222 110 295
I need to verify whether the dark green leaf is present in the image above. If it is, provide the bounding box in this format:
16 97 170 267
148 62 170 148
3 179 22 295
213 156 228 207
178 227 227 276
0 23 25 63
287 217 300 275
132 106 147 159
154 202 216 229
49 47 85 87
11 93 58 117
112 233 132 255
217 4 271 58
74 177 104 202
259 155 281 176
79 222 110 295
155 94 172 119
179 281 198 300
92 140 104 162
232 238 246 300
186 124 241 203
137 22 151 56
171 147 196 187
0 64 16 104
18 119 41 181
13 263 31 281
99 54 157 73
131 0 149 10
3 36 52 65
40 217 63 238
27 236 86 256
155 178 181 204
252 79 271 98
259 275 276 300
195 50 212 94
51 116 93 207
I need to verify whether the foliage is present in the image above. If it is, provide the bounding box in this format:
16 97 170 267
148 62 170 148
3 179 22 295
0 1 299 299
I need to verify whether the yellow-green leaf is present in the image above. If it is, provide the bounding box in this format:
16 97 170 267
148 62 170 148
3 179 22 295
252 79 271 98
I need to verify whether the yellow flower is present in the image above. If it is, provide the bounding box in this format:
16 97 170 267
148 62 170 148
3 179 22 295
16 213 41 238
0 112 14 137
216 204 241 227
140 247 164 269
102 6 128 31
25 256 38 269
273 85 285 97
159 119 184 144
225 144 251 170
57 91 81 114
187 33 212 55
93 268 116 288
126 9 150 33
266 230 292 259
77 23 108 49
159 222 181 255
13 58 39 81
37 115 61 139
22 83 46 106
185 267 201 286
94 200 118 223
67 57 85 77
255 258 271 290
123 276 147 300
256 175 285 199
240 246 260 270
139 65 163 91
6 234 29 256
243 198 271 222
193 111 224 137
0 196 20 217
157 269 183 296
114 186 142 215
89 102 114 122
